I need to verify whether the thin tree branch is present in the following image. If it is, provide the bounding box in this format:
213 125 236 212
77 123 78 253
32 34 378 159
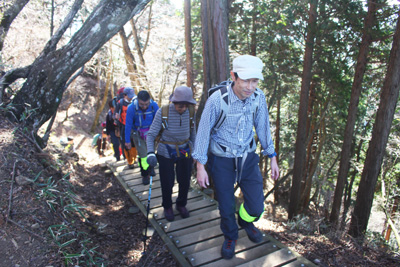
6 218 46 241
42 0 84 54
0 65 32 105
7 160 18 219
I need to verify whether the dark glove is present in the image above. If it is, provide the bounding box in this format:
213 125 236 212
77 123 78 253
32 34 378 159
147 153 158 167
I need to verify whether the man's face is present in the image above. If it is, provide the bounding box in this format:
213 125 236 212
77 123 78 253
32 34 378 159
138 99 150 110
174 103 188 115
230 71 259 100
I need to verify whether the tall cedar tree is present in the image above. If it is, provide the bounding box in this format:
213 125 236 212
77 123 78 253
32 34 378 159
349 11 400 238
184 0 195 91
196 0 229 122
330 0 380 227
289 0 319 219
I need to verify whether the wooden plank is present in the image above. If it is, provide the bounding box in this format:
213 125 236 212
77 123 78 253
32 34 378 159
283 260 314 267
188 236 274 266
236 247 297 267
151 197 217 220
132 180 162 193
133 183 178 201
175 224 223 248
162 209 221 233
181 229 258 258
187 236 277 266
125 175 159 186
146 190 203 209
169 218 221 239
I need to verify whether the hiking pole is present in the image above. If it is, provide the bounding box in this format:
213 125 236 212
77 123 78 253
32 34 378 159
142 174 153 255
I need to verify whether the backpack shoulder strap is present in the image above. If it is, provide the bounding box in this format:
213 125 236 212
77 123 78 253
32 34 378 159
188 104 195 129
155 104 170 146
161 104 169 129
213 83 229 131
252 89 261 122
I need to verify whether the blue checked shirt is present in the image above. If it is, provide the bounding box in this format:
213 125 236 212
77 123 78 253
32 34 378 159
192 84 276 165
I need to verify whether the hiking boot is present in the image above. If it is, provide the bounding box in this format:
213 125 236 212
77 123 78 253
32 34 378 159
176 205 190 218
238 218 262 243
142 175 150 185
164 207 174 222
129 164 135 169
243 223 263 243
221 239 236 259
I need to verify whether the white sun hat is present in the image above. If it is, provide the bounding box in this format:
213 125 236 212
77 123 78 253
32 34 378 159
233 55 264 80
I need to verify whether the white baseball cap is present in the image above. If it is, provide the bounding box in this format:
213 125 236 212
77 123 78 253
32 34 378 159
233 55 264 80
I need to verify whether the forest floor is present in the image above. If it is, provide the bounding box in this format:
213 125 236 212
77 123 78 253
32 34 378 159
0 108 399 266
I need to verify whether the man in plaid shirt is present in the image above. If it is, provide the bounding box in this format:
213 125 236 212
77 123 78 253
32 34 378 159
192 55 279 259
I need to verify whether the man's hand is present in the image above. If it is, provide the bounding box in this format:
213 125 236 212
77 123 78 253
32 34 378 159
147 153 158 167
270 156 279 180
196 162 209 188
125 142 132 150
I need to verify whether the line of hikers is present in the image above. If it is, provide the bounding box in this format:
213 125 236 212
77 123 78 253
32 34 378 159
104 55 280 260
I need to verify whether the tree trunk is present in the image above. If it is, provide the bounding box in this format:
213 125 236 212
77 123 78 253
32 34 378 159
301 120 326 212
184 0 194 92
250 0 258 56
90 45 113 133
273 96 281 203
288 0 318 220
349 13 400 238
119 27 141 93
330 0 379 227
130 20 146 70
0 0 30 52
10 0 150 145
197 0 229 122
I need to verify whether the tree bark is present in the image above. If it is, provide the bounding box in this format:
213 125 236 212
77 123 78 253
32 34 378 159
273 96 281 203
10 0 150 145
330 0 379 227
250 0 257 56
349 12 400 238
184 0 194 92
197 0 229 122
119 27 141 93
130 20 146 69
91 44 113 133
288 0 318 220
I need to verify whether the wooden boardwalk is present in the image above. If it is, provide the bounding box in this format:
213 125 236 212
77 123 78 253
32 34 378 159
105 159 316 267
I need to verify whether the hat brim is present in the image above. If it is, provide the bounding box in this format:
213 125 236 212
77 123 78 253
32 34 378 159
171 97 196 105
237 70 264 80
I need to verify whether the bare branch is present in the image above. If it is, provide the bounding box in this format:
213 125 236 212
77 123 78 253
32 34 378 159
42 0 84 54
0 65 32 105
0 0 30 51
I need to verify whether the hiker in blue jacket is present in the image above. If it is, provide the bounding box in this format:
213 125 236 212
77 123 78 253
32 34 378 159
125 90 159 185
192 55 279 259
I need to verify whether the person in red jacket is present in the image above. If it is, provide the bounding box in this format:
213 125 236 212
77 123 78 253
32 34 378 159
115 87 137 168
